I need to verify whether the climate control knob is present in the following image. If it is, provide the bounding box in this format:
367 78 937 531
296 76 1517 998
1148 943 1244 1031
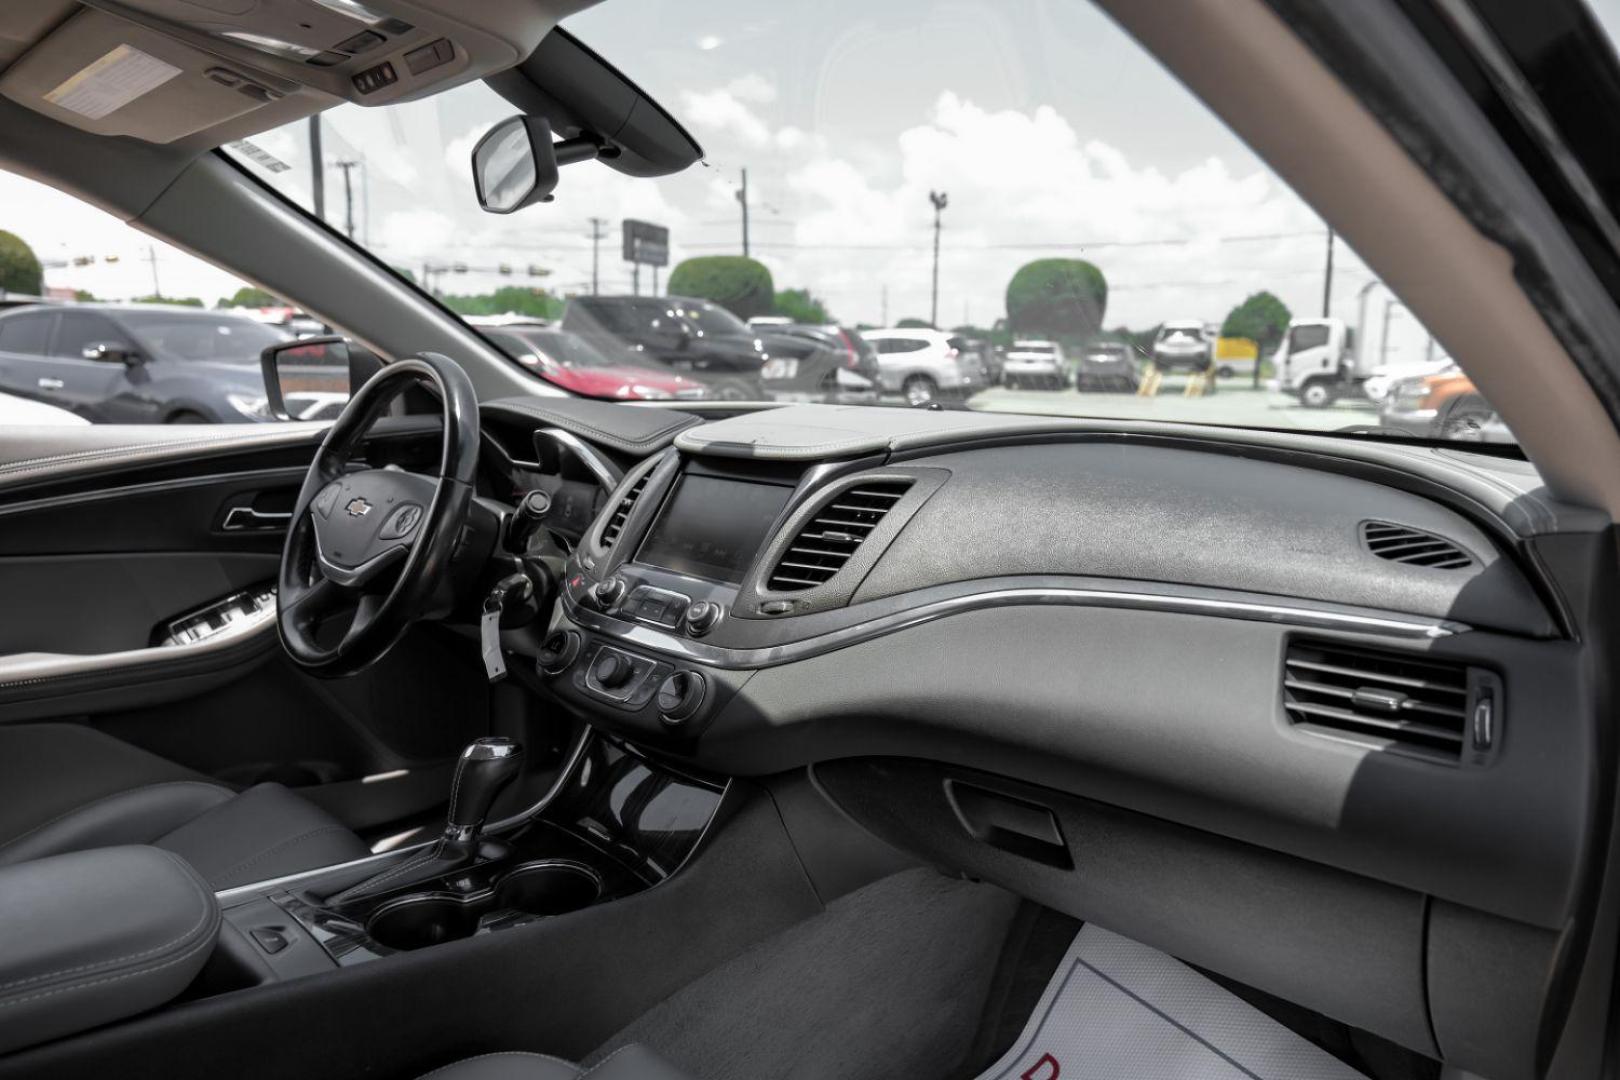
591 576 628 609
656 671 707 725
684 601 722 637
592 651 634 689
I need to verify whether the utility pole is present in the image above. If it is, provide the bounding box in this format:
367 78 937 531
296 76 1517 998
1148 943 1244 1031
307 116 325 222
737 169 750 257
586 217 607 293
1321 226 1335 317
928 190 948 328
143 245 161 297
881 285 889 326
335 160 361 240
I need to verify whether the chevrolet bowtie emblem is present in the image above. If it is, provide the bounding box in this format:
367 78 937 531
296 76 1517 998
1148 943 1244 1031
345 497 373 517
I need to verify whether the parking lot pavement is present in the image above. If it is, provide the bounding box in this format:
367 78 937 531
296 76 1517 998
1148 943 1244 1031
962 378 1379 432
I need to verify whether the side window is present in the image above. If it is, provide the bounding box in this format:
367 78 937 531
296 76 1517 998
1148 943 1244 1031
51 312 129 359
1288 325 1331 351
0 312 54 355
889 339 928 354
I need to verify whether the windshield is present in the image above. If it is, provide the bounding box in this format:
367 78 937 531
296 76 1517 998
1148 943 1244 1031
206 0 1512 445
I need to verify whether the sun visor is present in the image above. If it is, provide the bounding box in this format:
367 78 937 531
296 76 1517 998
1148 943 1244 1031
0 8 293 143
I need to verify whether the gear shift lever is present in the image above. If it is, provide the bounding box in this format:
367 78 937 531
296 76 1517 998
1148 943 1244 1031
325 736 525 906
442 737 525 855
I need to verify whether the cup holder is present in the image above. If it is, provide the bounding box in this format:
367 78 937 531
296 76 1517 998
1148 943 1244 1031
366 860 602 952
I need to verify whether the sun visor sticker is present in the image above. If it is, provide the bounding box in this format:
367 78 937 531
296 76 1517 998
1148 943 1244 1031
45 45 181 120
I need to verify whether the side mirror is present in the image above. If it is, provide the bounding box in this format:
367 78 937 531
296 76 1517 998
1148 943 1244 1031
82 341 137 366
259 336 382 421
471 114 601 214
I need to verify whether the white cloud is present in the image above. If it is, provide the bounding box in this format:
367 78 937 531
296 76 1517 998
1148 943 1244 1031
670 80 1349 328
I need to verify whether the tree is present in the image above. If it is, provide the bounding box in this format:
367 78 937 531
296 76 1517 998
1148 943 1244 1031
1220 290 1291 355
773 287 831 324
132 294 204 307
219 286 279 309
666 256 774 319
0 230 43 295
896 317 935 329
439 285 563 320
72 289 96 302
1004 259 1108 339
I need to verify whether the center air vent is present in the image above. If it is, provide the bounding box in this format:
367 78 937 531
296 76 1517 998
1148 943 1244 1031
600 474 649 550
767 481 912 591
1360 521 1474 569
1284 642 1483 759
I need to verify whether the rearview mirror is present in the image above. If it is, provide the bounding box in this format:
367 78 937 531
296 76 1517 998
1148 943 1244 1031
471 114 601 214
260 336 381 421
82 341 137 366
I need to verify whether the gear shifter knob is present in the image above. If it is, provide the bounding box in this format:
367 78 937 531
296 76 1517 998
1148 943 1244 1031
444 737 525 847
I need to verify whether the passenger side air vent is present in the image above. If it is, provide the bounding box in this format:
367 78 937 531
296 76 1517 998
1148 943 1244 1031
600 474 649 550
1360 521 1473 569
1284 642 1480 759
767 481 912 591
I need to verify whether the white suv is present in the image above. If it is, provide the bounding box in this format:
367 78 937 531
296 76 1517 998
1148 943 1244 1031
864 328 980 406
1003 340 1069 390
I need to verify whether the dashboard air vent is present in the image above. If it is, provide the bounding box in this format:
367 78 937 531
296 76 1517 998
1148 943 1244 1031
600 474 649 550
767 481 912 591
1283 642 1471 758
1360 521 1473 569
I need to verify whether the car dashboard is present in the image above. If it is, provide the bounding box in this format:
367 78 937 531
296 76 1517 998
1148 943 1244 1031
474 397 1610 1079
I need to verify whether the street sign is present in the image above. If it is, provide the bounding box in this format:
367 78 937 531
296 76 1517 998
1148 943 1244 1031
622 219 669 268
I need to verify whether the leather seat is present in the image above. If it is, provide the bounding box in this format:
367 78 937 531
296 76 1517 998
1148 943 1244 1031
0 723 369 889
418 1046 694 1080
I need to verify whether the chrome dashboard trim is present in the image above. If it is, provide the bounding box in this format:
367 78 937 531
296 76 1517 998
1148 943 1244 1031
534 427 624 490
563 582 1467 670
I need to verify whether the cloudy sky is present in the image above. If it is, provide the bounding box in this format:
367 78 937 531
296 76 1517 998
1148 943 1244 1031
4 0 1620 351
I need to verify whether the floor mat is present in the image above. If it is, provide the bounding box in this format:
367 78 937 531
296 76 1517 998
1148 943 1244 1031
975 925 1368 1080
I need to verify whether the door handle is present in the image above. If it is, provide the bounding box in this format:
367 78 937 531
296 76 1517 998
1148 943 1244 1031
37 377 64 390
222 506 293 531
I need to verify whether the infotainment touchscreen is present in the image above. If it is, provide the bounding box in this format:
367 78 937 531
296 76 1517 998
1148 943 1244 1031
636 476 795 585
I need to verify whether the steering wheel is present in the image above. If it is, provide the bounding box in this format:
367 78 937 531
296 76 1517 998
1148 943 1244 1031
278 352 480 678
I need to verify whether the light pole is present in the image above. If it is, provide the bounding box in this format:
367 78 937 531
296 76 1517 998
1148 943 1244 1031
334 160 361 240
586 217 606 293
1321 227 1335 317
928 190 948 328
737 169 751 258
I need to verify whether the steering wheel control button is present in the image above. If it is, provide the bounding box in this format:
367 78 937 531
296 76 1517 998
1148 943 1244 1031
378 503 424 540
314 483 342 518
593 652 633 689
536 629 581 676
657 671 707 725
684 601 722 636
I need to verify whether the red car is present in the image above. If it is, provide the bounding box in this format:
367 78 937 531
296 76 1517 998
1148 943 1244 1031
483 325 706 400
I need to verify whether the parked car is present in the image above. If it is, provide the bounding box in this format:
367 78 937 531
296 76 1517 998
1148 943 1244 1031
479 324 708 400
1075 342 1140 391
955 337 1002 384
560 295 768 400
1003 340 1070 389
0 390 89 425
862 327 982 405
754 329 878 404
1379 370 1511 442
754 323 881 403
0 303 290 422
1151 320 1214 372
1362 358 1457 404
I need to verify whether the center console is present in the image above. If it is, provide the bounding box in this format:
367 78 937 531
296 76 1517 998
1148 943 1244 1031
532 447 944 749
